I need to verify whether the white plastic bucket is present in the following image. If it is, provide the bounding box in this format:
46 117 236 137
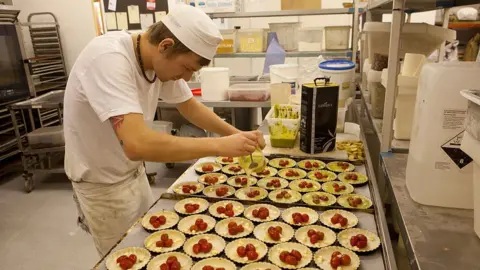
319 60 356 101
200 67 230 101
270 64 299 95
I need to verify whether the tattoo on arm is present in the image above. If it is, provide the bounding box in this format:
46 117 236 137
110 115 124 131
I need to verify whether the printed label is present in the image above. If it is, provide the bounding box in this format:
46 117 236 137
441 130 472 169
443 109 467 130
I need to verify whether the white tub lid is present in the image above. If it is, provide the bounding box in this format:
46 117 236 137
319 60 355 71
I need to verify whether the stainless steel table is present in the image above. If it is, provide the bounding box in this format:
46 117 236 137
381 153 480 270
157 97 271 109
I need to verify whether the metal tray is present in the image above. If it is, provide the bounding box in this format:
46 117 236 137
93 193 385 270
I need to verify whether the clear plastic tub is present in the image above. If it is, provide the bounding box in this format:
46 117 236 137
27 125 64 149
228 83 270 101
297 27 323 52
266 104 300 148
325 26 351 50
217 29 236 54
269 22 300 51
147 121 173 134
237 29 265 52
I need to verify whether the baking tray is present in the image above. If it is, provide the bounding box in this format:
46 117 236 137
93 193 385 270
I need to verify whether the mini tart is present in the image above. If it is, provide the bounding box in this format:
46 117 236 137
222 164 246 176
289 180 322 193
337 228 381 253
321 181 354 195
314 247 360 270
268 242 313 269
307 170 337 182
268 189 302 204
302 192 337 207
183 234 226 259
297 160 326 171
173 181 205 195
235 187 268 201
146 252 193 270
192 258 236 270
337 172 369 185
208 200 244 219
240 262 281 270
177 214 216 235
106 247 151 270
224 238 268 264
257 177 289 190
253 221 295 244
198 173 228 186
227 175 257 188
326 161 355 173
250 166 278 178
174 198 209 215
294 225 336 249
195 162 223 175
144 229 186 253
268 158 297 169
319 210 358 230
216 156 239 165
337 194 373 209
215 217 255 239
244 204 281 222
142 210 180 231
281 207 319 226
277 168 307 180
203 184 236 198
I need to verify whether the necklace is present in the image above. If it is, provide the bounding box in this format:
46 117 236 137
136 34 157 83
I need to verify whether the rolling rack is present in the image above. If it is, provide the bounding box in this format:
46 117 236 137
9 90 64 193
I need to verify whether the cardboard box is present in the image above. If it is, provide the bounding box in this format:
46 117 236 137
186 0 236 13
281 0 321 11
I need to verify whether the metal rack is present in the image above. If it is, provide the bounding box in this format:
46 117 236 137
24 12 67 97
9 90 64 193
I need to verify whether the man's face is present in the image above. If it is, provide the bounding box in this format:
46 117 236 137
151 39 204 82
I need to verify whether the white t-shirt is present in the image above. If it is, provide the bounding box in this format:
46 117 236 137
64 31 192 184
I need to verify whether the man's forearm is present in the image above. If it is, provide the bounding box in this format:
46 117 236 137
177 98 240 136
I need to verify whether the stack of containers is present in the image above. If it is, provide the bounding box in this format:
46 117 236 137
237 29 265 52
297 27 323 51
393 53 426 140
369 54 388 119
217 29 236 54
324 26 351 50
269 23 300 51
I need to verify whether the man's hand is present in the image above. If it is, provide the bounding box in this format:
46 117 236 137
256 130 266 150
215 131 263 157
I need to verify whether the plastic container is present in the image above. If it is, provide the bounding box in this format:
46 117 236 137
269 22 300 51
406 62 480 210
298 27 323 51
270 64 299 95
361 58 371 95
237 29 265 52
217 29 236 54
363 22 456 61
368 70 384 119
270 83 291 105
200 67 230 101
27 125 64 149
228 83 270 101
393 75 420 139
460 89 480 238
318 60 356 105
324 26 351 50
266 104 300 148
148 121 173 134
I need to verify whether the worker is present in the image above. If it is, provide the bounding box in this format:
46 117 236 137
63 4 265 256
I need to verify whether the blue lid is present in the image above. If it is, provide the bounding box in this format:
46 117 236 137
319 60 355 71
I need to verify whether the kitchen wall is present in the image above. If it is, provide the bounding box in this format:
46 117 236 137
12 0 97 73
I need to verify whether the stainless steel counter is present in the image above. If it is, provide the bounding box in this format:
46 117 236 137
157 96 271 109
381 153 480 270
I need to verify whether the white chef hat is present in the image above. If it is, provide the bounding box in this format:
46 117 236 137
162 4 223 60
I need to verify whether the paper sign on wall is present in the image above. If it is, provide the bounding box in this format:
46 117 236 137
116 12 128 30
108 0 117 11
154 11 166 22
140 14 154 30
147 0 156 11
105 13 117 30
127 5 140 24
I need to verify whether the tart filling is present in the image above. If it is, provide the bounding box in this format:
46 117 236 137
224 238 268 264
195 162 222 174
183 234 226 258
244 204 281 222
142 210 180 231
198 173 228 186
191 258 236 270
321 181 354 195
326 162 355 173
294 225 336 248
222 164 246 175
240 262 281 270
297 160 326 171
144 230 186 253
268 189 302 204
227 175 257 188
337 194 373 209
313 246 360 270
106 247 151 270
177 214 216 235
146 252 192 270
215 217 255 239
302 192 337 207
202 184 235 198
250 166 278 178
268 158 297 169
235 187 268 201
257 177 289 190
277 168 307 180
215 156 239 165
289 180 322 193
174 198 209 215
173 182 205 195
337 172 369 185
253 221 295 244
281 207 319 226
208 200 244 219
268 242 313 269
307 170 337 182
319 210 359 230
337 228 381 252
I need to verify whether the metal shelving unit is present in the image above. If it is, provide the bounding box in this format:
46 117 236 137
214 50 353 58
210 8 354 18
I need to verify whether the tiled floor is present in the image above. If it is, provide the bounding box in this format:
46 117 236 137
0 161 191 270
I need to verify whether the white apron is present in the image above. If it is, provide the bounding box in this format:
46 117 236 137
71 166 154 256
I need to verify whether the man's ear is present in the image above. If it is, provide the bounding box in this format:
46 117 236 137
158 38 175 53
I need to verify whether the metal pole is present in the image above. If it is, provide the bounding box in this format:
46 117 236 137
438 8 451 63
380 0 406 152
352 0 360 65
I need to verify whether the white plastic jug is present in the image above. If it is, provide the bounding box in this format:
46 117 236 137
200 67 230 101
406 62 480 209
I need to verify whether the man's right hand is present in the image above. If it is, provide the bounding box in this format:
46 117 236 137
215 131 260 157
